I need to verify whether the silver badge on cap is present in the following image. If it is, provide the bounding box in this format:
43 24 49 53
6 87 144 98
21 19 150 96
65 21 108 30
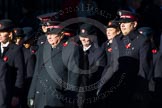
118 11 122 16
81 29 85 33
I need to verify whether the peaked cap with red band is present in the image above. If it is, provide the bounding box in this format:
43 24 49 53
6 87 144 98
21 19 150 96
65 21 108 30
37 12 59 26
117 10 138 23
0 19 14 32
46 21 64 34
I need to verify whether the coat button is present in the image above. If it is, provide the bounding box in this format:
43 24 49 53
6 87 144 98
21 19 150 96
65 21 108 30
36 91 40 94
46 79 48 82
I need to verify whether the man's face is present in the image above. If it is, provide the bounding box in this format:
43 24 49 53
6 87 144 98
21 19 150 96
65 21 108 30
47 33 62 47
106 28 120 40
120 22 136 36
42 26 48 33
0 31 10 43
15 37 23 45
79 36 91 47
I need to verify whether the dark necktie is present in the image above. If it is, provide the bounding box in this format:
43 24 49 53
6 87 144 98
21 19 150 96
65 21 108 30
83 50 89 70
1 47 8 57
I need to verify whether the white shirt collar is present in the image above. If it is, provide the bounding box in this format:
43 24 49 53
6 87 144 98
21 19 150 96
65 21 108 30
1 42 10 47
83 45 91 52
1 42 9 53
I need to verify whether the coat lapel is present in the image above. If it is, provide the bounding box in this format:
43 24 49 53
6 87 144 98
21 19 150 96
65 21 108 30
42 42 62 65
88 44 96 66
42 42 64 86
1 43 13 58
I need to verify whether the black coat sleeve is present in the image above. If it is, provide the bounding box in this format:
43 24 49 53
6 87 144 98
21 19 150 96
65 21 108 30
13 47 25 96
26 54 36 79
27 47 41 99
137 38 152 92
0 59 8 108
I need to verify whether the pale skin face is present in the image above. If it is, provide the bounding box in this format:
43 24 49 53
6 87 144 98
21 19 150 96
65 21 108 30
42 26 48 33
23 43 31 49
79 36 92 48
47 33 63 47
0 31 12 44
15 37 23 45
120 21 137 36
106 27 120 41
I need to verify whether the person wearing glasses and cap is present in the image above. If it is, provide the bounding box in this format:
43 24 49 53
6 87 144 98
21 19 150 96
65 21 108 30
36 12 60 46
27 21 70 108
0 19 25 108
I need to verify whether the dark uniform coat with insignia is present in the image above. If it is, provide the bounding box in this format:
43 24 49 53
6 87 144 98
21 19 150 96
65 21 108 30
97 40 113 94
99 30 151 108
22 47 36 80
0 43 24 101
64 39 106 108
21 47 36 108
28 39 70 108
0 59 9 108
153 52 162 108
101 40 113 66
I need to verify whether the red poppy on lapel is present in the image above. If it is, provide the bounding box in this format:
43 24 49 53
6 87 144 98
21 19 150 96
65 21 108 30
152 49 157 54
107 48 112 52
63 41 68 47
31 50 36 54
3 56 8 62
125 43 131 49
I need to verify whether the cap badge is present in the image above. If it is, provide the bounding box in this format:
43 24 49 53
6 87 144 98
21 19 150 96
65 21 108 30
81 29 85 33
14 30 17 34
108 22 112 26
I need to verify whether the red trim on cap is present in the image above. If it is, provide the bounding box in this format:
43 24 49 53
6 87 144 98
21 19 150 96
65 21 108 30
120 15 136 19
47 25 63 29
39 17 51 21
64 32 73 36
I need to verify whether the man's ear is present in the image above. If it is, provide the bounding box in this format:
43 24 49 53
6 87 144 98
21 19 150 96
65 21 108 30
133 21 138 28
117 30 121 35
8 31 13 40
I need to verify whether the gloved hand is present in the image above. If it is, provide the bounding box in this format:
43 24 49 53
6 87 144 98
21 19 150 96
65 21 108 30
27 98 34 108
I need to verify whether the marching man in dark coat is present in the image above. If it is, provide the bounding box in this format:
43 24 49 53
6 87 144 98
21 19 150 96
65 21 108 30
63 24 106 108
0 59 9 108
13 27 36 108
28 21 69 108
98 10 152 108
0 19 25 108
112 10 151 108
